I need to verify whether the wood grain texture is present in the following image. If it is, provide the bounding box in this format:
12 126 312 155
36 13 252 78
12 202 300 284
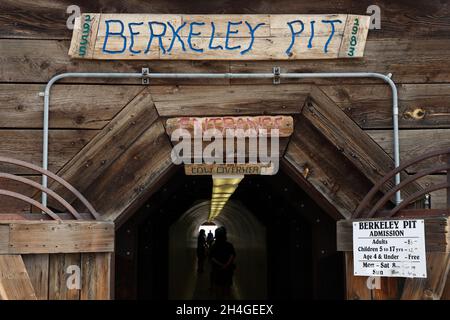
4 221 114 254
0 129 98 175
305 87 421 201
1 38 450 85
80 120 175 221
48 253 80 300
0 176 40 213
151 84 311 116
68 14 369 60
368 129 450 173
320 84 450 129
1 0 449 40
0 84 144 129
0 39 230 85
345 253 371 300
0 254 37 300
48 87 158 207
284 115 374 219
80 253 111 300
22 254 49 300
401 253 450 300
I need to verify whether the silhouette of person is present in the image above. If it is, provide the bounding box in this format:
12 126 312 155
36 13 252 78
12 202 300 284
209 226 236 299
197 229 207 273
206 230 214 248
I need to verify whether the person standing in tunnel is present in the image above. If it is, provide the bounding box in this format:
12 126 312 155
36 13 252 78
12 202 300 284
209 226 236 299
197 229 207 273
206 230 214 248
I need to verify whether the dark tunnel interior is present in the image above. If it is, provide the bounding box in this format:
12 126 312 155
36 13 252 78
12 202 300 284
115 167 345 300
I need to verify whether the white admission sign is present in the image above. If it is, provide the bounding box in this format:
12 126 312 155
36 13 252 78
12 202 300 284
353 219 427 278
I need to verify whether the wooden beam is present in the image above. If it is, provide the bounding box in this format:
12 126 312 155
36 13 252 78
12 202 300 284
0 84 144 129
368 129 450 173
0 221 114 254
79 119 175 222
305 87 422 202
0 130 98 175
320 84 450 129
48 253 80 300
48 87 158 207
22 254 49 300
284 109 377 219
337 216 450 252
80 253 111 300
401 252 450 300
0 254 37 300
151 84 311 117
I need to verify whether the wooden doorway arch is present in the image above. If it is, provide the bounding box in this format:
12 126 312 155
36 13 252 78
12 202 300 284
39 84 449 300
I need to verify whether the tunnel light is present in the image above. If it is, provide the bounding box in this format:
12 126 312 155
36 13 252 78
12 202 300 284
208 175 243 222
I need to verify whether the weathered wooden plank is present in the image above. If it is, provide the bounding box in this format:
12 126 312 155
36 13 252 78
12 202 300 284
2 38 450 84
69 14 369 60
80 120 175 221
0 130 98 175
0 176 40 213
305 87 421 202
337 217 450 252
151 85 311 117
229 39 450 85
1 0 449 40
48 253 80 300
0 225 10 253
4 221 114 254
368 129 450 173
0 255 37 300
0 39 230 85
22 254 49 300
345 253 372 300
0 84 144 129
48 87 158 207
284 115 374 219
401 252 450 300
165 115 293 137
320 84 450 129
80 253 111 300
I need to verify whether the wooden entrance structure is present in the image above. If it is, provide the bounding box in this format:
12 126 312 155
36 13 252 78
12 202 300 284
0 85 448 300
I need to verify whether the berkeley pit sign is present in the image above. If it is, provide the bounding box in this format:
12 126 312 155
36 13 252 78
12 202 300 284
69 14 370 60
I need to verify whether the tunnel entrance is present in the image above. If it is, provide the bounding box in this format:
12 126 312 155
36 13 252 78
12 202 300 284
115 167 345 300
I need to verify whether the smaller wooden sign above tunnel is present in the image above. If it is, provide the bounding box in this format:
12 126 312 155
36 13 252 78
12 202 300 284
69 14 370 60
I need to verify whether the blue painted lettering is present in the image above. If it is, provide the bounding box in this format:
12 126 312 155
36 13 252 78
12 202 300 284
146 21 167 54
240 21 265 55
225 21 242 50
285 20 304 56
208 22 223 50
167 21 187 52
321 19 342 53
188 22 205 53
102 20 127 54
128 22 144 54
308 20 315 49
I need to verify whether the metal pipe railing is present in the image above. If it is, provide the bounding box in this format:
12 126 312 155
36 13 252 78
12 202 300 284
41 70 402 207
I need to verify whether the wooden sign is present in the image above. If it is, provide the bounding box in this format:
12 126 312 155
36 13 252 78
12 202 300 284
185 163 275 175
69 14 370 60
165 115 293 137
